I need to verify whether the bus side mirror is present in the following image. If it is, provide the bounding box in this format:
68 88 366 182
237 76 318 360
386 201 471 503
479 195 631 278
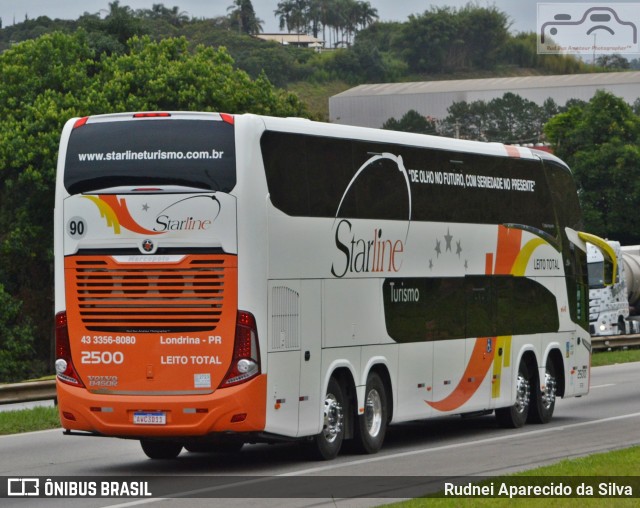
574 231 617 287
602 257 615 286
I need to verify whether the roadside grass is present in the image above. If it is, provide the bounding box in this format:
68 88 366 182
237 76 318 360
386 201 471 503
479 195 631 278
591 347 640 367
387 445 640 507
0 405 60 435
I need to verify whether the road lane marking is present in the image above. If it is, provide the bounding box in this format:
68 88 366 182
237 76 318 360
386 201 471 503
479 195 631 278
102 410 640 506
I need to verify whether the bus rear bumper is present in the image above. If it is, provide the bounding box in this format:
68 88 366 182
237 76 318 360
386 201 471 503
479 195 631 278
56 374 267 438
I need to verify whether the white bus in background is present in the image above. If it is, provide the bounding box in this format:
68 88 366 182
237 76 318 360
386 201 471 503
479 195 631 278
54 112 615 460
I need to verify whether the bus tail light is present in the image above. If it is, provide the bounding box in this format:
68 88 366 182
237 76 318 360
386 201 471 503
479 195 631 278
220 311 261 388
73 117 89 129
133 112 171 118
55 311 85 387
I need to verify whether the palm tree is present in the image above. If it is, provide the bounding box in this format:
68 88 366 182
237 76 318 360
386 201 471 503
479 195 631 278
274 0 308 34
167 6 190 26
102 1 141 44
274 0 293 32
227 0 263 35
357 1 378 30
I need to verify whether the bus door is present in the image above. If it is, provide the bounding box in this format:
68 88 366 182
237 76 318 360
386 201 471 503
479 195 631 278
266 280 322 437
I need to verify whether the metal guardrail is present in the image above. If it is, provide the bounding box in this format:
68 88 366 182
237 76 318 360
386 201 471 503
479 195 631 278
0 379 56 406
0 333 638 406
592 333 640 351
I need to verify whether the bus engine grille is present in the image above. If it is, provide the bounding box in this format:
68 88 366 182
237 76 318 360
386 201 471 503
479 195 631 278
66 255 233 333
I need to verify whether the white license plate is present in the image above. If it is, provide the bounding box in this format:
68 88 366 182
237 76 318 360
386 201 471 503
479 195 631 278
133 412 166 425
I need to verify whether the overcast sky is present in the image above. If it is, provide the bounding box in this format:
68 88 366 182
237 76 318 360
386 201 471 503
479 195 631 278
1 1 639 35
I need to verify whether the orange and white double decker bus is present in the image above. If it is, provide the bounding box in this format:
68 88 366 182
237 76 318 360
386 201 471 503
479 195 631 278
54 112 614 460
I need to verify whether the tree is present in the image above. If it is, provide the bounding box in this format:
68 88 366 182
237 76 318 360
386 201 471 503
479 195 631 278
273 0 378 47
103 0 145 44
392 5 509 73
0 31 308 382
0 284 37 381
382 110 437 134
595 54 630 70
438 93 550 143
143 4 190 26
227 0 263 35
544 91 640 243
439 99 489 140
274 0 307 34
483 93 545 143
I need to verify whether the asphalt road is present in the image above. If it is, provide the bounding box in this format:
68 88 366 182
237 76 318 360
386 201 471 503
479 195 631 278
1 362 640 507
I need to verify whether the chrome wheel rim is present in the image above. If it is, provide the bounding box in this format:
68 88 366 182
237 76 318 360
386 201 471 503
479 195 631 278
322 393 343 443
515 372 530 415
541 371 556 411
364 388 383 437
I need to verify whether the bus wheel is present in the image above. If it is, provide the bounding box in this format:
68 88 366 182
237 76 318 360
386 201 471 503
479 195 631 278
354 372 388 454
528 360 556 424
313 377 345 460
140 440 182 459
496 360 530 428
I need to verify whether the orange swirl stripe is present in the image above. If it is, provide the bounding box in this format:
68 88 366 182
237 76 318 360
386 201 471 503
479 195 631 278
426 226 523 412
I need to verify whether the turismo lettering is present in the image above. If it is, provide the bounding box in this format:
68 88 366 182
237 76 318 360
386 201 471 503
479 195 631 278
331 219 403 278
389 282 420 303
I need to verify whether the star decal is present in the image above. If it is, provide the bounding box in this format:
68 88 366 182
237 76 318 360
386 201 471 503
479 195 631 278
430 228 467 270
444 228 453 252
142 203 150 212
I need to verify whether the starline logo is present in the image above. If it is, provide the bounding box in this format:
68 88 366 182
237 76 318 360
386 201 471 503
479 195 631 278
153 215 212 232
330 219 404 278
330 152 411 279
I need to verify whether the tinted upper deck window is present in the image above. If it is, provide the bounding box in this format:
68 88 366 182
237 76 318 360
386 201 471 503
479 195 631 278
64 119 236 194
261 131 555 236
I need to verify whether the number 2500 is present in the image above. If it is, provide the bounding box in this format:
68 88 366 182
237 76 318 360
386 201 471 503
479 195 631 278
81 351 124 365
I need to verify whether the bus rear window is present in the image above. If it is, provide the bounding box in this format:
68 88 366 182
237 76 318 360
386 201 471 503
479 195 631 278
64 119 236 194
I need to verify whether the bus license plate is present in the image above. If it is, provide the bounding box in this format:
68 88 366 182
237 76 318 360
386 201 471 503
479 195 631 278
133 412 166 425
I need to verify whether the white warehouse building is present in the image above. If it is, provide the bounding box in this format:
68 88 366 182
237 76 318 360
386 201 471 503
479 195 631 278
329 71 640 128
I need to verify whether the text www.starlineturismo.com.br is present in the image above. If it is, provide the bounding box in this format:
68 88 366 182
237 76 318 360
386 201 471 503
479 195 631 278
77 149 225 162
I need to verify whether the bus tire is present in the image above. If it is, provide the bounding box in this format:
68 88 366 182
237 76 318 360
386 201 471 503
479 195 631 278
495 360 530 428
354 372 388 454
313 377 345 460
618 317 626 335
528 360 556 424
140 440 182 459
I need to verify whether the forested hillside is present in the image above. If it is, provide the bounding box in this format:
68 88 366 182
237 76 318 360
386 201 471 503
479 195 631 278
1 2 599 90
